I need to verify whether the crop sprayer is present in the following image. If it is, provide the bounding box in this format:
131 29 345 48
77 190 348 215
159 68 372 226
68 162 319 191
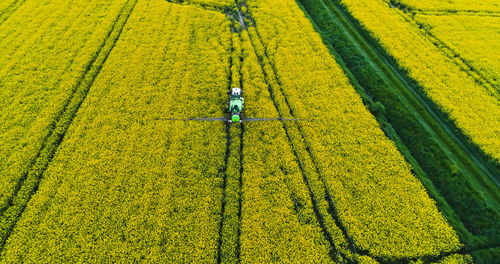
157 88 302 123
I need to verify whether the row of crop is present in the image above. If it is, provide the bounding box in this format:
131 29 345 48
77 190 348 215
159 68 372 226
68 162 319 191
0 0 131 215
165 0 234 10
246 0 464 261
412 13 499 90
339 0 500 163
390 0 500 12
0 0 23 23
0 1 232 262
237 29 337 263
0 0 139 249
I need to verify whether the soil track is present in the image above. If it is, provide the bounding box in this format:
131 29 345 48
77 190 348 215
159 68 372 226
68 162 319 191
245 26 347 263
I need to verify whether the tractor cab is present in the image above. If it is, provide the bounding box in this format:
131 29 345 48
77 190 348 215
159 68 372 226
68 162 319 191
228 88 244 123
230 87 242 96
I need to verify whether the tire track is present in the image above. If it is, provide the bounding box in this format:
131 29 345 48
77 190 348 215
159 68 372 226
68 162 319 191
160 2 245 262
0 0 26 25
217 32 244 264
216 34 233 261
217 123 243 264
216 123 233 264
235 33 245 263
0 0 138 253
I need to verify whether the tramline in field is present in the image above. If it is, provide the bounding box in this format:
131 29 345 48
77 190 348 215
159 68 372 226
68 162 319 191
0 0 496 262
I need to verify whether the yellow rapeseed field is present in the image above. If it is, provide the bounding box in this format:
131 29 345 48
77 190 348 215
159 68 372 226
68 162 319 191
414 14 499 88
0 0 21 22
183 0 233 8
0 0 492 262
341 0 500 162
237 31 334 263
0 0 17 13
395 0 500 12
0 0 130 217
1 1 231 262
247 0 462 260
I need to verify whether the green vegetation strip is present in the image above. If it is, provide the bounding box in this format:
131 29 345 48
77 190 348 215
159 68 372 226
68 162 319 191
297 0 499 260
0 0 138 251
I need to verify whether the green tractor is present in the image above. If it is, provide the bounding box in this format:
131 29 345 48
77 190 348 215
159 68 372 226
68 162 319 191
157 87 302 123
227 88 244 123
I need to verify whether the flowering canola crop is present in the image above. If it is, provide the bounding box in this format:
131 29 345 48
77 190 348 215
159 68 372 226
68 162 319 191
395 0 500 12
413 13 499 88
245 0 463 260
237 30 334 263
0 0 484 262
1 1 231 262
341 0 500 162
0 0 130 218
